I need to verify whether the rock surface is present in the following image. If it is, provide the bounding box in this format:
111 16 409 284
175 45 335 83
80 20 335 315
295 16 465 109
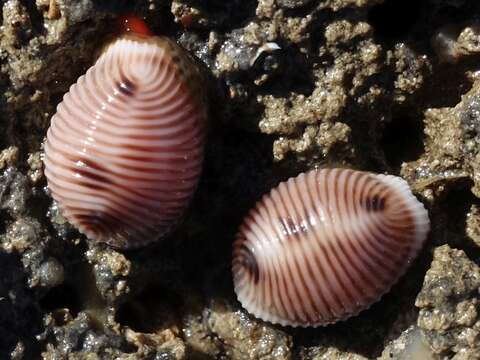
0 0 480 358
416 245 480 358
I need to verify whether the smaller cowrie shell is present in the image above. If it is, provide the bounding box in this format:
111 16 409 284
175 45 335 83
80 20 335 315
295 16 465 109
233 168 430 327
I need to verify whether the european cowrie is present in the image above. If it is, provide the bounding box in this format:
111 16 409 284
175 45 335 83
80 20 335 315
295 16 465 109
232 168 429 327
44 19 206 248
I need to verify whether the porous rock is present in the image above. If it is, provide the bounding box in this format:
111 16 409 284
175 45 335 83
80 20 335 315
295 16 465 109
2 0 480 358
183 298 292 359
416 245 480 358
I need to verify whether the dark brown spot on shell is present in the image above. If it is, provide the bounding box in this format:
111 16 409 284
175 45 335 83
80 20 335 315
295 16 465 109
239 244 260 284
117 77 136 96
365 194 386 212
81 158 107 172
171 54 180 64
77 180 106 191
75 212 122 233
71 159 112 186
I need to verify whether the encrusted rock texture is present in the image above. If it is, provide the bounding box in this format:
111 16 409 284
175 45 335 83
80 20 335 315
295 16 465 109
1 0 480 359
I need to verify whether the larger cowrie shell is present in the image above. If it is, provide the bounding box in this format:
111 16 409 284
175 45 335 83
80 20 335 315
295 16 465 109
44 33 207 248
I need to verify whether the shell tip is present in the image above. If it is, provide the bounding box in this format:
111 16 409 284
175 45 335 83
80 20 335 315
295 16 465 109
376 173 430 247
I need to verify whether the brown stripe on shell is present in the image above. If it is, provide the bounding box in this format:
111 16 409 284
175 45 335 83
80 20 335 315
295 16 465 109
232 168 430 327
44 34 207 248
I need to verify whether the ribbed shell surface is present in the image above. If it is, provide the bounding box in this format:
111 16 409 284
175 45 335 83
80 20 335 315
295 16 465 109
232 168 429 327
44 35 206 248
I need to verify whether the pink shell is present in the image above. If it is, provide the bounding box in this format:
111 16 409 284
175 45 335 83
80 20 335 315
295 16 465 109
232 168 429 327
44 35 206 248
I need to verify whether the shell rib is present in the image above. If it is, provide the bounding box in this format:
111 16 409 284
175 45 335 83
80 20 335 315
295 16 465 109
44 34 206 248
232 168 430 327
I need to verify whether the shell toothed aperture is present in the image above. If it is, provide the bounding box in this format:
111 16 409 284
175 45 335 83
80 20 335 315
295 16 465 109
232 168 430 327
44 34 207 248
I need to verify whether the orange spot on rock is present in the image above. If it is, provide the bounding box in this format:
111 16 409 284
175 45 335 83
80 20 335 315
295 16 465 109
180 14 194 28
119 15 152 36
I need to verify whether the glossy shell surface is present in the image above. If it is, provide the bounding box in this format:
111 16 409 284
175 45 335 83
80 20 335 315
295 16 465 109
44 34 206 248
232 168 430 327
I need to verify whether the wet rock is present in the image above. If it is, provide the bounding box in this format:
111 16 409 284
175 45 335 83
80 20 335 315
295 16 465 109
22 247 51 288
392 43 431 103
271 121 352 162
38 257 65 288
4 217 41 253
466 204 480 248
85 245 131 303
27 151 44 184
298 347 368 360
1 208 59 290
254 17 385 164
171 0 256 29
171 2 209 29
47 200 77 240
0 146 19 170
125 328 186 360
183 298 292 359
432 23 480 63
41 311 130 359
0 252 42 358
380 326 435 360
277 0 315 9
0 167 30 216
216 31 257 73
400 80 480 201
2 0 480 358
416 245 480 358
